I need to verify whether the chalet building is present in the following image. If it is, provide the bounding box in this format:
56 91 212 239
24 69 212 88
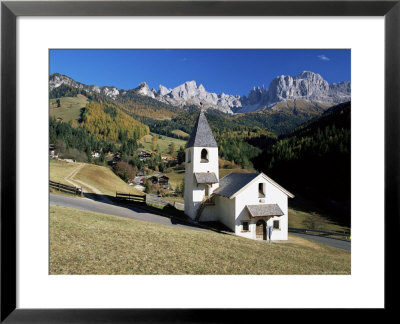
184 111 294 241
148 174 170 188
138 150 152 161
158 175 170 188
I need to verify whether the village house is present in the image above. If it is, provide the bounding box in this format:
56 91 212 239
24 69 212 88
158 175 170 189
138 150 152 161
184 111 294 241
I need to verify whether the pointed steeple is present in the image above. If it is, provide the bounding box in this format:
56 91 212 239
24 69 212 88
186 110 217 148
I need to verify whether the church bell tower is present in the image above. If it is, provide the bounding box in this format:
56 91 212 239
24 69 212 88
184 110 219 220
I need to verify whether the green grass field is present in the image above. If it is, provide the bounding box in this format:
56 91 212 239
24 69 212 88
171 129 189 138
49 94 88 123
50 205 351 275
288 208 349 233
139 133 187 156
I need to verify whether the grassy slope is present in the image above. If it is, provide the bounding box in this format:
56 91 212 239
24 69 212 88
288 192 350 233
171 129 189 138
50 205 350 275
50 160 144 196
74 163 144 196
139 133 187 155
49 159 81 185
49 94 88 123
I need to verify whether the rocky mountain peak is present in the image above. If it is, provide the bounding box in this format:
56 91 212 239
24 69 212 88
136 81 155 98
49 73 120 99
138 81 149 88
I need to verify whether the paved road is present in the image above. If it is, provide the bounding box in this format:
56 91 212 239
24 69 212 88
50 193 203 231
290 232 351 251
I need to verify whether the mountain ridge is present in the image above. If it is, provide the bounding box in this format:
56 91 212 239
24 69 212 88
49 71 350 114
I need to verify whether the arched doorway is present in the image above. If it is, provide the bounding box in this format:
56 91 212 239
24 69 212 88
256 219 266 240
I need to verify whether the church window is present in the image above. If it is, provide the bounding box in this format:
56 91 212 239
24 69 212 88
273 220 280 229
258 183 265 198
200 148 209 163
187 149 191 163
242 221 249 231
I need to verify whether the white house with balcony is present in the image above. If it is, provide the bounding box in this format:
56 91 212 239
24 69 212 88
184 110 294 241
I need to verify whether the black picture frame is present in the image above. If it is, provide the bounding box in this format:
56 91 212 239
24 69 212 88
1 0 398 322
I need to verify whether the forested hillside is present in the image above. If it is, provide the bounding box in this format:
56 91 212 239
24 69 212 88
49 98 150 164
233 99 330 135
253 101 351 224
81 102 149 142
116 89 182 120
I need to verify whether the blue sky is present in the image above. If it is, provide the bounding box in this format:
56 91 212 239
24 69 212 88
50 49 350 96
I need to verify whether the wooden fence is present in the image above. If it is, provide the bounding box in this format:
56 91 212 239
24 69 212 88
49 180 82 196
289 227 351 240
115 192 146 203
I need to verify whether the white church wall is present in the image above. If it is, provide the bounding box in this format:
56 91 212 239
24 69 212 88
184 146 220 220
234 175 289 241
264 180 288 241
215 195 236 230
184 161 195 218
200 204 219 222
192 147 219 198
198 193 235 223
192 147 219 174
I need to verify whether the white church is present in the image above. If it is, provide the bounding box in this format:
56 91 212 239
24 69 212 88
184 111 294 241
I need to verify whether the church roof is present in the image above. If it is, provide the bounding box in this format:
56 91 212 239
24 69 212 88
186 111 218 148
213 173 259 198
194 172 219 184
213 172 294 199
246 204 284 217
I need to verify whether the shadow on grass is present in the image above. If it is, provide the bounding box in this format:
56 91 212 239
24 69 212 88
289 191 351 229
82 192 213 232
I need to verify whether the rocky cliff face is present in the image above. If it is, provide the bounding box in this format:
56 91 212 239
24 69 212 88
236 71 351 113
268 71 330 103
135 82 156 98
151 81 241 114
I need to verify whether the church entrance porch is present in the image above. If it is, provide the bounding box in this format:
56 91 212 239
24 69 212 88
256 219 267 240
